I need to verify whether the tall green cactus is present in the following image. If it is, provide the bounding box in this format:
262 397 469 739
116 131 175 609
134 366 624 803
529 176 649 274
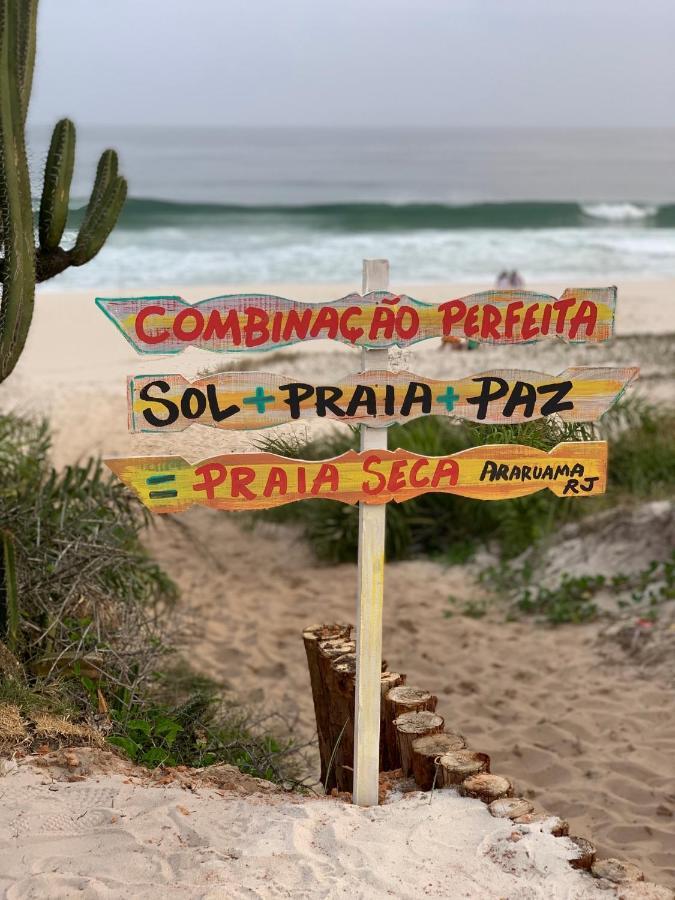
0 0 127 383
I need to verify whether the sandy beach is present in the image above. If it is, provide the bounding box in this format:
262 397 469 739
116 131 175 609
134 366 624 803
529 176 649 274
2 278 674 894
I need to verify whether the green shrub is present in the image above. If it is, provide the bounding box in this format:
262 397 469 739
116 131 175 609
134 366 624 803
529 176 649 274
483 550 675 626
251 399 675 563
0 413 301 785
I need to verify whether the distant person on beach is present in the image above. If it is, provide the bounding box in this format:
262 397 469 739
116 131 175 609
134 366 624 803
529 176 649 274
509 269 525 288
496 270 510 288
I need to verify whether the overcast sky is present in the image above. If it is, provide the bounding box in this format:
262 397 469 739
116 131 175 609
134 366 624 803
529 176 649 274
29 0 675 128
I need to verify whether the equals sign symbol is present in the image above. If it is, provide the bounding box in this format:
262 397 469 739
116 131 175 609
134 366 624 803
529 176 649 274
146 473 178 499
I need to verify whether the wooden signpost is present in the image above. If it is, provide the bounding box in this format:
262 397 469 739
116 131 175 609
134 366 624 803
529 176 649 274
127 367 638 432
99 261 632 808
97 285 617 353
106 443 608 514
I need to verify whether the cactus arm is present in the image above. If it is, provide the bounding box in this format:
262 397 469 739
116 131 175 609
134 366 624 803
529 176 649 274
38 118 75 252
0 0 36 382
34 148 126 280
70 172 127 267
13 0 37 122
87 148 119 213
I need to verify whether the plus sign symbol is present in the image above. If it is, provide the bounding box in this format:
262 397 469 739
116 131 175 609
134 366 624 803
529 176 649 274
243 386 276 414
435 385 458 412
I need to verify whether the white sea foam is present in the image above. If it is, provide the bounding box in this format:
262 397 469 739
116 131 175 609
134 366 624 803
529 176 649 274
581 202 657 222
41 222 675 290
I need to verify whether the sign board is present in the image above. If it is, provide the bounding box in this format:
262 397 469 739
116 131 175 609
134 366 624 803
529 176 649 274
127 366 638 432
96 286 616 353
105 441 607 514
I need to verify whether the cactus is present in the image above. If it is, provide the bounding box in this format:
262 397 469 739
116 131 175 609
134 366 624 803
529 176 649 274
0 0 127 383
1 530 19 651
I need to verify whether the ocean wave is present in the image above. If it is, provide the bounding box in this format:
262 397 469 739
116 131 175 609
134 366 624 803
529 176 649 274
61 198 675 232
581 202 657 222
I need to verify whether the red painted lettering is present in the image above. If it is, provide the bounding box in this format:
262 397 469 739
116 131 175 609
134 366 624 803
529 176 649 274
362 454 387 494
193 463 227 499
409 458 430 488
203 308 242 345
480 304 501 340
521 304 539 340
431 459 458 488
174 308 205 341
569 300 598 339
263 466 288 498
438 300 466 336
503 300 523 340
368 306 396 341
135 305 169 345
230 466 256 499
311 463 339 494
387 458 408 492
244 307 269 348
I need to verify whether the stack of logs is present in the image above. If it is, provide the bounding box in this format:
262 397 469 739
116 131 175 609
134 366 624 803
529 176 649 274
303 623 598 872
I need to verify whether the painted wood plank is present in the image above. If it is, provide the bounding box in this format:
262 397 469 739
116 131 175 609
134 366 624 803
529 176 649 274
104 441 608 514
354 258 389 807
127 366 638 432
96 286 616 353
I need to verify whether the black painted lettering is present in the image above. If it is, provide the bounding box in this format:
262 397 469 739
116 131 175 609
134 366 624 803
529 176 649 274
502 381 537 418
346 385 377 417
139 380 179 427
279 382 315 419
400 382 432 416
538 380 574 416
466 376 509 421
205 384 240 422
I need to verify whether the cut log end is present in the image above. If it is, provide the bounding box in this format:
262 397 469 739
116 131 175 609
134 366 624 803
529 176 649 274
488 797 534 819
437 750 490 788
460 773 513 803
513 812 569 836
383 685 437 772
386 686 437 710
411 732 467 790
394 711 444 778
393 711 444 735
590 858 644 884
567 836 596 870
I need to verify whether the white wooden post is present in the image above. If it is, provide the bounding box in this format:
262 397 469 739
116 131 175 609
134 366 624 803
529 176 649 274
353 258 389 806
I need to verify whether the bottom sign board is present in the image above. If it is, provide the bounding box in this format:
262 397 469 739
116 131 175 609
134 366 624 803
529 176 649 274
105 441 607 514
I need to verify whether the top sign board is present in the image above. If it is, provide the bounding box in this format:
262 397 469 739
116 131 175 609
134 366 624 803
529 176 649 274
96 287 616 354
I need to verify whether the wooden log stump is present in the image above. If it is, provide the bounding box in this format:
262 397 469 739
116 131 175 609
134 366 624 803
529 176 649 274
460 772 513 803
383 687 437 770
512 812 569 836
437 750 490 787
327 653 357 793
567 836 596 870
303 624 352 784
411 732 466 790
380 672 406 771
591 858 644 884
488 797 534 819
393 711 444 777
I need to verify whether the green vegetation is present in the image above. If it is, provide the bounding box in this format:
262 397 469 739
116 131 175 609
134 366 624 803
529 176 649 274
0 0 127 382
0 413 301 785
252 399 675 563
476 551 675 626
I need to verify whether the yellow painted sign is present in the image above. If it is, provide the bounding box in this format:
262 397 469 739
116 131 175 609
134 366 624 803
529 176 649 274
97 287 616 353
105 442 607 514
127 367 638 432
